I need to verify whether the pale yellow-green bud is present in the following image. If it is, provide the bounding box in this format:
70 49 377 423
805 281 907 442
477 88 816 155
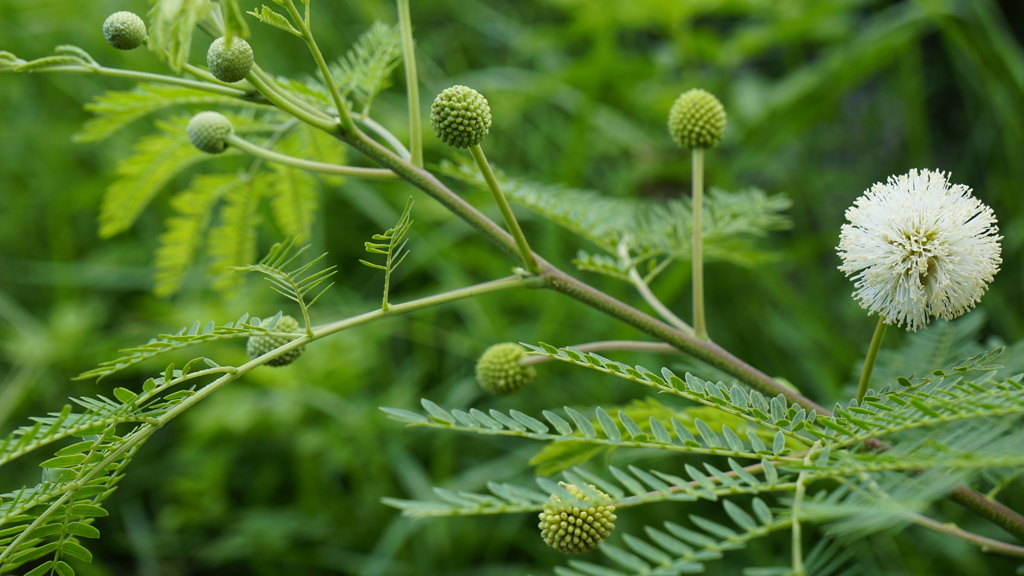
667 88 726 149
538 483 617 554
475 342 535 395
103 11 147 51
187 111 233 154
246 315 305 367
431 85 492 148
207 36 254 83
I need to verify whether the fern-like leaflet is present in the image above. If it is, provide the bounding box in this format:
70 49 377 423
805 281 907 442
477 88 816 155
74 82 255 143
75 314 267 382
381 342 1024 574
0 357 237 574
247 5 302 36
383 463 787 518
2 241 340 574
359 198 413 310
329 21 404 116
382 400 798 462
438 159 791 284
232 237 337 333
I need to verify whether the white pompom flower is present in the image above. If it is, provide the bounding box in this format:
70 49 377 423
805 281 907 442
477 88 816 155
837 169 1001 332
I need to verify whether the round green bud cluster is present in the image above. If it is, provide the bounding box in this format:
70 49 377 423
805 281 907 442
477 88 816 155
430 85 492 148
475 342 536 395
667 88 726 149
246 315 305 367
538 483 617 554
207 36 254 83
103 11 147 51
187 111 233 154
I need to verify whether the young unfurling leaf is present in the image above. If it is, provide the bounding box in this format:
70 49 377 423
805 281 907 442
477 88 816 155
359 198 413 310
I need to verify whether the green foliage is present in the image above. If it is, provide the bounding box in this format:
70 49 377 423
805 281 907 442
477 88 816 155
207 172 273 293
382 399 791 463
529 400 782 476
523 345 819 444
247 5 302 37
0 362 233 573
360 198 414 309
382 462 786 518
74 83 254 143
154 173 247 297
87 91 345 293
97 117 221 239
74 314 268 382
329 21 403 115
556 499 789 576
383 344 1024 573
387 488 791 575
265 126 346 238
147 0 216 72
4 0 1024 574
439 159 791 282
0 240 336 573
232 238 337 330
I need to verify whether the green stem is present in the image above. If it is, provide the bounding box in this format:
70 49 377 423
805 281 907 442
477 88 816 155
692 148 708 340
856 317 887 403
14 63 247 97
313 274 540 337
251 64 336 123
182 62 253 90
357 115 413 160
617 239 694 336
282 0 356 136
224 133 397 180
166 279 538 431
246 66 338 133
540 266 829 412
469 144 540 274
396 0 423 167
791 445 819 576
912 511 1024 558
949 484 1024 544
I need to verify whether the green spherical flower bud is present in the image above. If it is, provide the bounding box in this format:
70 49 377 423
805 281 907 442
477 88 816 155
246 315 305 367
103 11 147 51
187 111 233 154
430 85 492 148
207 36 254 83
667 88 726 149
475 342 535 395
538 482 617 554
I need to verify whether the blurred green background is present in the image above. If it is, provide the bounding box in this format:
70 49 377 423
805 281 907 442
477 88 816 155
2 0 1023 574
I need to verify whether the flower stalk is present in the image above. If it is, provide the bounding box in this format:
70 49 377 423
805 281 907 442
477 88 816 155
692 147 708 339
396 0 423 167
856 317 887 403
469 144 540 275
224 132 398 180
